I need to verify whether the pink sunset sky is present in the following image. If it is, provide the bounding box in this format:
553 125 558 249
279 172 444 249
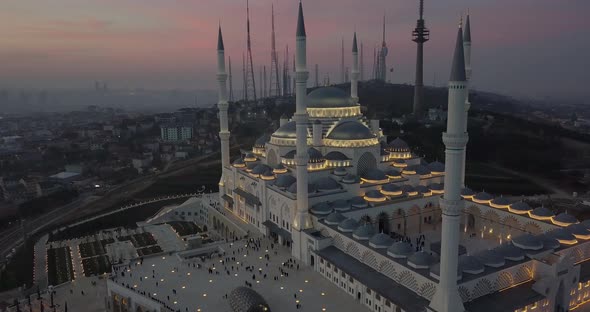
0 0 588 99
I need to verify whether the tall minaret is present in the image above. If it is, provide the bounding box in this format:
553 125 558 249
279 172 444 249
351 32 359 102
217 26 231 170
292 1 312 261
461 13 472 186
428 22 468 312
412 0 430 116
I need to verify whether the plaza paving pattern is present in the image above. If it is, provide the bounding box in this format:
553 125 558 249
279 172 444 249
111 237 368 312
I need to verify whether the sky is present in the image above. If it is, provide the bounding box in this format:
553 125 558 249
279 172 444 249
0 0 588 101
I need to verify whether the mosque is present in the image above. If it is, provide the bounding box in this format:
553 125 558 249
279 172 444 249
212 3 590 312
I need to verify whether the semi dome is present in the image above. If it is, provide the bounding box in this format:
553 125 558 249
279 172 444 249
254 134 270 148
228 287 271 312
369 233 394 249
338 218 359 232
511 234 543 251
310 202 333 215
333 167 348 176
315 177 341 191
459 255 485 274
427 161 445 173
326 120 375 140
251 164 272 175
362 168 388 182
307 87 354 108
509 201 532 214
494 244 526 261
352 223 375 240
387 138 410 152
325 212 346 225
553 212 578 226
307 148 325 163
350 196 368 208
287 182 316 194
387 242 413 259
283 150 296 159
341 174 359 184
474 250 505 268
274 175 296 188
325 151 349 161
407 251 434 269
332 199 351 211
272 121 297 139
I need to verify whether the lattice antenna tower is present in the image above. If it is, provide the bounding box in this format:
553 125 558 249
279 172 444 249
244 0 257 102
269 4 281 97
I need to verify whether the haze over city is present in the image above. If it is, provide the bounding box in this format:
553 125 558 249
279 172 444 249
1 0 589 101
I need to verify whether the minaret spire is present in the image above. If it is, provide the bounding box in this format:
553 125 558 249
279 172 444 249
269 3 281 97
428 20 468 312
351 32 359 101
244 0 257 102
292 0 312 261
412 0 430 116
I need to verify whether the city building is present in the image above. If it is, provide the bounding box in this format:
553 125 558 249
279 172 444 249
160 123 193 142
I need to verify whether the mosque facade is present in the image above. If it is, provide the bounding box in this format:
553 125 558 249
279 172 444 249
211 3 590 312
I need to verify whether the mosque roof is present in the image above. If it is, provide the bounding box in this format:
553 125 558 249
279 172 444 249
493 244 526 261
332 199 351 211
387 242 414 259
338 218 359 232
491 196 512 206
254 134 270 148
415 185 431 194
385 169 402 178
287 182 316 194
365 190 386 200
566 223 590 236
553 212 578 225
382 184 401 193
459 255 485 275
315 176 341 191
531 207 554 218
261 170 274 179
547 228 576 242
387 138 410 152
308 147 325 163
273 121 297 139
473 192 493 201
333 167 348 176
326 120 374 140
362 168 387 181
325 151 349 161
461 187 475 196
429 183 444 191
511 234 543 251
325 212 346 225
582 219 590 228
407 251 434 269
274 175 296 188
537 234 561 250
251 164 272 175
369 233 394 249
283 150 296 159
310 202 333 215
414 165 431 175
342 174 360 184
474 250 505 268
427 161 445 173
307 87 354 108
353 223 376 240
509 201 532 212
233 158 245 165
401 185 416 193
350 196 368 208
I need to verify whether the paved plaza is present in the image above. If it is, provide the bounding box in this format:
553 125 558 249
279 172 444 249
111 237 368 312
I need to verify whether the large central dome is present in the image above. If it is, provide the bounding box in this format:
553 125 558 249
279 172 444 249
307 87 354 108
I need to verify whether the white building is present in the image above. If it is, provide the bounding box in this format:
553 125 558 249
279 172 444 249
160 123 193 142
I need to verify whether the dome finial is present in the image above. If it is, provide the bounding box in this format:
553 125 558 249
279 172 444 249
217 24 224 51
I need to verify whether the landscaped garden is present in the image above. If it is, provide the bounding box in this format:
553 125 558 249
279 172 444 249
137 245 163 257
167 221 202 237
47 247 74 286
118 232 158 248
81 255 112 277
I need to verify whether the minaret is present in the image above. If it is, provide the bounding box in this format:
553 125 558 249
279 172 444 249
350 32 359 102
360 42 364 81
269 4 281 97
412 0 430 116
428 22 468 312
292 1 313 261
341 38 345 83
461 13 472 186
217 26 231 170
245 0 257 102
228 56 234 102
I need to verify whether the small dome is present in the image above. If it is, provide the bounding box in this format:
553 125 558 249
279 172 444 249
414 165 431 176
325 151 349 161
364 190 386 201
272 121 297 139
341 174 359 184
387 138 410 152
474 250 505 268
274 175 296 188
387 242 413 259
350 196 368 208
273 163 288 174
582 219 590 228
415 185 431 195
233 158 245 166
407 251 434 269
429 183 444 192
308 148 325 163
494 244 525 261
287 182 316 194
333 167 348 176
531 207 554 218
511 234 543 251
332 199 351 211
461 187 475 197
491 196 512 207
509 201 532 213
315 177 341 191
338 218 359 232
430 263 462 281
459 255 485 274
261 170 275 179
428 161 445 173
402 165 420 175
362 168 387 182
246 162 258 171
310 202 333 215
228 286 271 312
251 164 272 175
547 228 577 243
553 212 578 226
325 212 346 225
392 159 406 165
380 148 389 156
566 224 590 237
326 120 375 140
473 192 493 202
401 185 416 194
307 87 354 108
254 134 270 148
369 233 394 249
385 169 402 178
353 223 376 240
283 150 296 159
381 183 402 195
536 234 561 250
244 153 257 161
